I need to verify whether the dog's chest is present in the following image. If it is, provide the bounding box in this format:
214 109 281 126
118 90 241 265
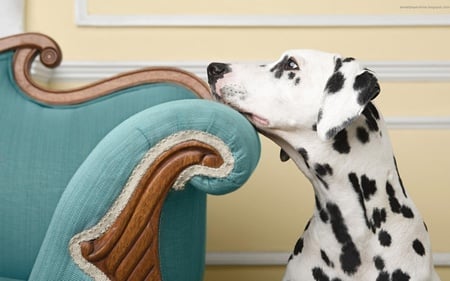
281 116 434 281
284 201 431 281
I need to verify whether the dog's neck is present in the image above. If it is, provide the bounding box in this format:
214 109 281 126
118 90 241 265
266 103 416 238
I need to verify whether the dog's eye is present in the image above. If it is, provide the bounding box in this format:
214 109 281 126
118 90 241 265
284 57 300 71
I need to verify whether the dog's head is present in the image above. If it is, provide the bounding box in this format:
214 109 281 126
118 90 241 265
207 50 380 142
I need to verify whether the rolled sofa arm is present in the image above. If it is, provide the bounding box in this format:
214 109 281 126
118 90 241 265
29 99 260 281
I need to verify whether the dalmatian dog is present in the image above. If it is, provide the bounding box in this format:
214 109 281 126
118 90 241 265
207 50 441 281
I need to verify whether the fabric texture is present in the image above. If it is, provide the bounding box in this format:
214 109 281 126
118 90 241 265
0 277 26 281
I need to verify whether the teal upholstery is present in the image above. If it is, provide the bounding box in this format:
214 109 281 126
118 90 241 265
0 50 260 281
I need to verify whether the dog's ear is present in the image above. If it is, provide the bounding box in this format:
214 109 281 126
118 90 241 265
316 59 380 141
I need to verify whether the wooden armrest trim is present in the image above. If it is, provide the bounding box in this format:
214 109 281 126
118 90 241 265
69 131 234 281
0 33 211 105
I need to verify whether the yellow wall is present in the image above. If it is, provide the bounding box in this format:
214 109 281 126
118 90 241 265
25 1 450 280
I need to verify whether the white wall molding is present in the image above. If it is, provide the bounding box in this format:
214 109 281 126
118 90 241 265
205 252 450 267
386 117 450 130
75 0 450 27
32 60 450 83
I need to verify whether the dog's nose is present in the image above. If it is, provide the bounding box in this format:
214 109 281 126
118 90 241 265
207 63 230 78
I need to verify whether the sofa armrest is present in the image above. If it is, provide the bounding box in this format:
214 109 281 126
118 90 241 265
29 99 260 281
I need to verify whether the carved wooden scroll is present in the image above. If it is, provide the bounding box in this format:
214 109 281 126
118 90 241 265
81 141 222 280
69 131 234 281
0 33 211 105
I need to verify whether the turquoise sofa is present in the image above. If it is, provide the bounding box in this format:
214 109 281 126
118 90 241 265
0 33 260 281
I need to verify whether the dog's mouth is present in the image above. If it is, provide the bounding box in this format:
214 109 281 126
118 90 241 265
209 83 270 127
214 96 269 127
244 112 270 127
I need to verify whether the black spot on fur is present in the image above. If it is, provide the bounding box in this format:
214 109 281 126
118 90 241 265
326 203 361 275
354 71 380 105
333 129 350 154
315 165 332 189
401 206 414 218
386 181 414 219
325 72 345 94
315 163 333 176
321 249 334 268
293 237 304 255
386 181 401 213
341 243 361 275
361 175 377 200
343 57 355 63
298 148 310 168
373 256 385 270
318 109 323 122
389 197 402 214
320 209 329 223
412 239 426 256
356 127 369 144
392 269 410 281
270 55 288 79
327 203 352 244
378 230 392 247
372 208 387 229
295 77 301 85
348 173 371 229
288 72 296 80
366 102 380 119
377 272 390 281
386 181 396 197
362 111 379 132
334 58 343 72
312 123 317 131
312 267 330 281
362 103 380 132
